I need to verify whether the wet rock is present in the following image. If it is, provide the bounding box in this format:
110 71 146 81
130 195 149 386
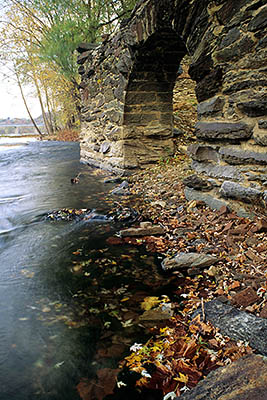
220 181 262 203
139 305 173 321
162 252 219 271
120 222 164 237
195 121 253 141
183 174 213 191
104 176 123 184
178 354 267 400
111 180 130 195
192 299 267 355
184 187 230 211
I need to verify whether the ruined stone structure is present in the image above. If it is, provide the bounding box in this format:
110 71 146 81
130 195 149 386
78 0 267 206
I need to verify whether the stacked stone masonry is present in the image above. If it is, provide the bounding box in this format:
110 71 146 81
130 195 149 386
78 0 267 205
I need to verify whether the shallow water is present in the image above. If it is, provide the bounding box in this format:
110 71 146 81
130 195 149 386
0 141 169 400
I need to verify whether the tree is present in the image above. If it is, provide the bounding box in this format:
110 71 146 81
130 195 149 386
0 0 137 134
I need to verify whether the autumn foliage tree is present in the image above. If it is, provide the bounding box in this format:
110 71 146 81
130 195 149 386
0 0 137 135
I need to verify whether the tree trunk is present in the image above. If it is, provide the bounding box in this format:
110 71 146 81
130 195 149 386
14 67 43 139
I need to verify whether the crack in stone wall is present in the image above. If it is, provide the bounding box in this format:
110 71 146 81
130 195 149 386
78 0 267 204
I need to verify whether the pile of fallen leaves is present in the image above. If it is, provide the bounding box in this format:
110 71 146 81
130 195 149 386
46 208 91 221
46 128 80 142
107 156 267 397
122 311 251 397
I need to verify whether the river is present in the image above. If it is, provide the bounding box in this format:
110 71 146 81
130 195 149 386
0 140 170 400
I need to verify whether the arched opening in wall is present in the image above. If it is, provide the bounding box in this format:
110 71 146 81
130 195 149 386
173 55 197 149
123 30 187 169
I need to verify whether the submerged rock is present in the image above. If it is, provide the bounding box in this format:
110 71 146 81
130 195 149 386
111 180 130 195
120 222 164 237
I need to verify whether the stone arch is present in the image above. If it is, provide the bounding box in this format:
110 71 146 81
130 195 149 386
123 30 187 168
78 0 267 203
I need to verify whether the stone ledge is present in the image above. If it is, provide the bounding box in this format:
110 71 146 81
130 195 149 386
192 161 243 181
178 354 267 400
219 147 267 165
195 122 253 141
192 299 267 355
184 187 229 211
220 181 263 203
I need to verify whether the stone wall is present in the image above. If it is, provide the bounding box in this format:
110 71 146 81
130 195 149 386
78 0 267 204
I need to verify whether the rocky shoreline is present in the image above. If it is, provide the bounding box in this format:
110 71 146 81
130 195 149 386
108 156 267 399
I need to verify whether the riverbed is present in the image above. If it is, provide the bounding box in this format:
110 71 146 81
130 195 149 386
0 141 171 400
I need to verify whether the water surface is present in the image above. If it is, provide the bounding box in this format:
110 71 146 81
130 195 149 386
0 141 167 400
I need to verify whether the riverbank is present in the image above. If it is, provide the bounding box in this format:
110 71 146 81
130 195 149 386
107 152 267 398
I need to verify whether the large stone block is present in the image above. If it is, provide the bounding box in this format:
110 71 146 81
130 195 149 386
237 94 267 117
195 67 223 102
247 5 267 32
195 122 253 141
259 120 267 129
214 35 255 63
218 27 241 49
219 147 267 165
220 180 263 203
188 144 219 162
193 299 267 355
197 96 225 117
184 187 230 211
223 78 267 95
253 131 267 146
192 160 243 180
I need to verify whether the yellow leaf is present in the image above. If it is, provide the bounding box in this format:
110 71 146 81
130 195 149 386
141 296 161 311
121 297 130 302
174 372 188 384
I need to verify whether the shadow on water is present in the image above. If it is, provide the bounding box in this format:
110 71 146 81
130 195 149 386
0 141 171 400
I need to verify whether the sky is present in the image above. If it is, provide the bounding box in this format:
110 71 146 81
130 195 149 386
0 78 41 120
0 2 41 120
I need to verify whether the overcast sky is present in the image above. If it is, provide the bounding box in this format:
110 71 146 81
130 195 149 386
0 78 41 119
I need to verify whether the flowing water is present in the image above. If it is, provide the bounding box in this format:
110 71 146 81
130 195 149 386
0 140 170 400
